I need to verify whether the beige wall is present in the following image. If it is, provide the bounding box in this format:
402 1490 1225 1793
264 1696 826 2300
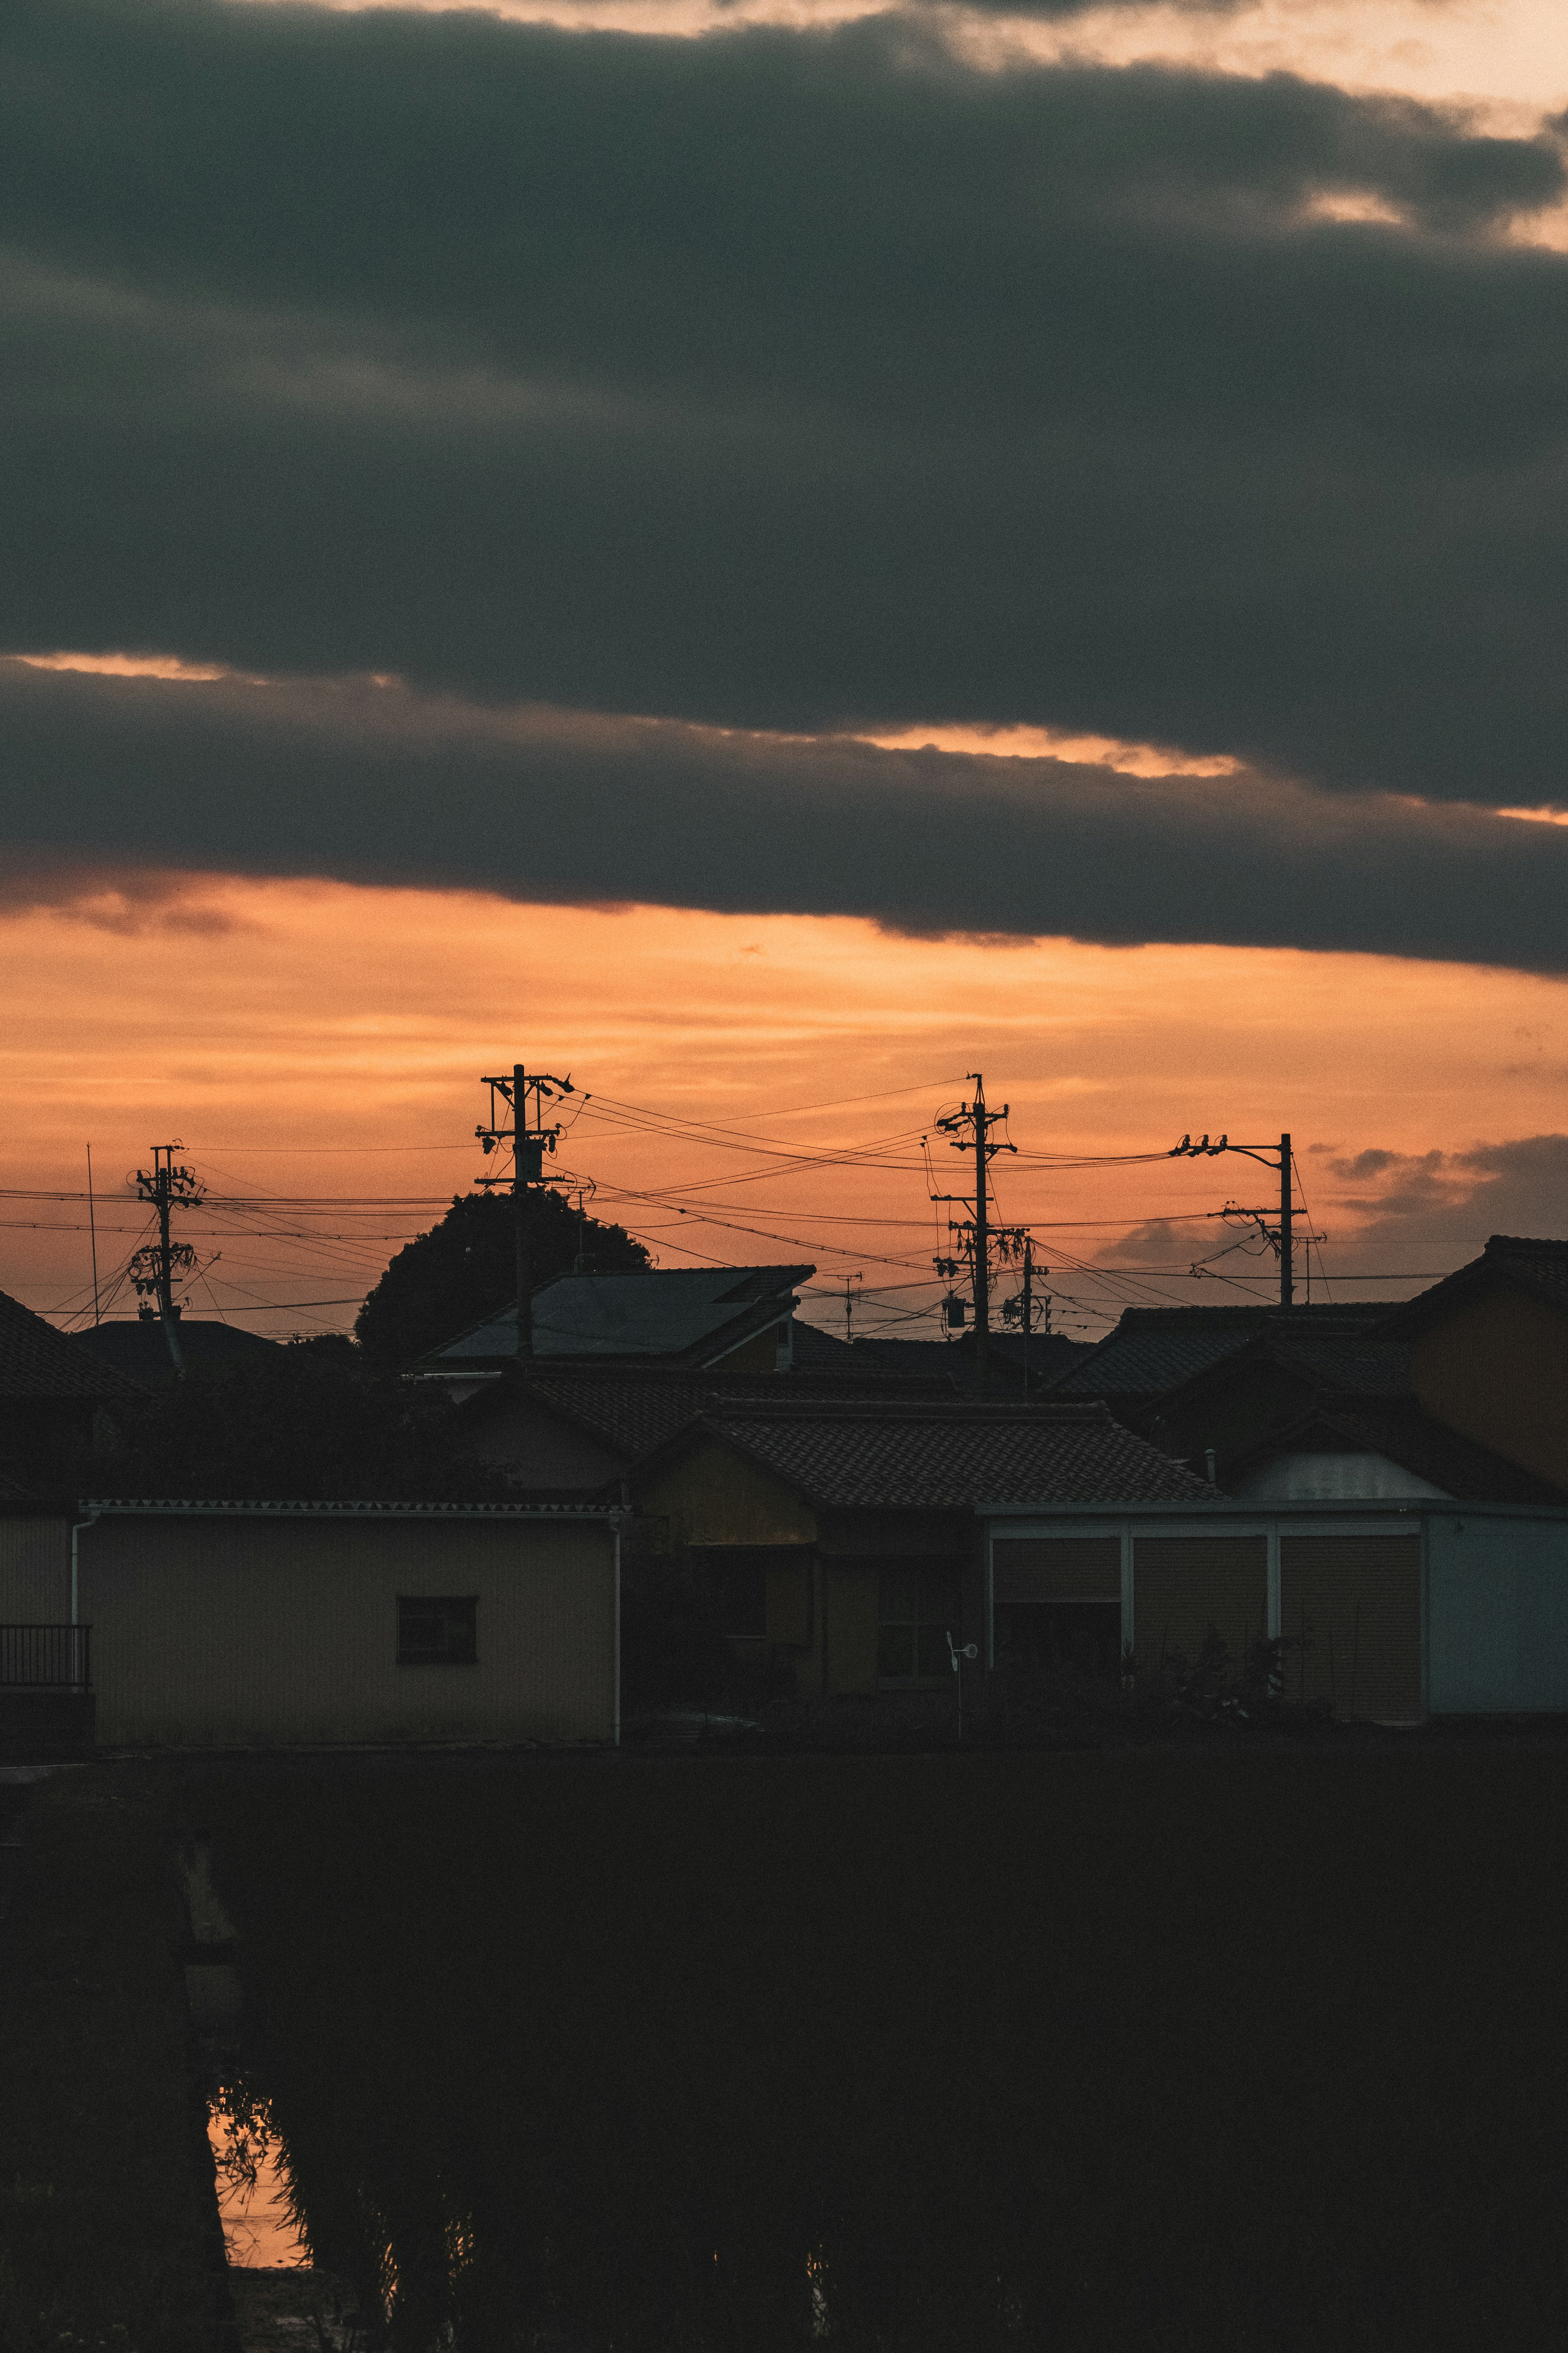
638 1440 819 1548
75 1513 616 1748
1411 1289 1568 1490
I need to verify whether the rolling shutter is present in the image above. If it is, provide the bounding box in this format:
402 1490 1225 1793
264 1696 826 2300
1279 1536 1421 1722
1133 1537 1267 1683
993 1538 1120 1604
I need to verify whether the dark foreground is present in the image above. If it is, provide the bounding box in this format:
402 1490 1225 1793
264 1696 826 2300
7 1745 1568 2351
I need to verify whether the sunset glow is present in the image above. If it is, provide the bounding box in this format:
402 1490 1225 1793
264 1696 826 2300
5 878 1564 1341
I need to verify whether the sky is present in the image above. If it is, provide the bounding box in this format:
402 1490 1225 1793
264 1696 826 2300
3 0 1566 1342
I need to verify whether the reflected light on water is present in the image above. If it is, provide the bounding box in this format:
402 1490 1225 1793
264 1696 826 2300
207 2092 307 2269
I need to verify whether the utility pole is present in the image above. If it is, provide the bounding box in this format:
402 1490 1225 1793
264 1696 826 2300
935 1074 1016 1392
1170 1129 1317 1309
843 1274 862 1345
86 1144 100 1328
476 1063 573 1360
1279 1132 1292 1310
131 1146 203 1376
1021 1235 1033 1385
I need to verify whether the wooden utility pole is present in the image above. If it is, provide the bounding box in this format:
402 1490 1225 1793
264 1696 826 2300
1278 1131 1292 1309
935 1074 1016 1392
1170 1129 1314 1308
131 1146 202 1376
476 1064 573 1360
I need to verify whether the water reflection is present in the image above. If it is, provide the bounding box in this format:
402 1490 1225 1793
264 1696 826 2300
187 1754 1568 2353
208 2085 306 2270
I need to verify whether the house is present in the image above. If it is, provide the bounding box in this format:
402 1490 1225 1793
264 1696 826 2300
982 1493 1568 1724
72 1315 280 1389
442 1356 953 1496
0 1285 142 1494
629 1398 1209 1700
1379 1236 1568 1491
0 1498 621 1751
418 1265 815 1404
1046 1303 1391 1430
1139 1323 1564 1505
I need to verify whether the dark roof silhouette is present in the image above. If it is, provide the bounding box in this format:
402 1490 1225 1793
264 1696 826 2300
459 1357 954 1472
423 1265 812 1373
1381 1236 1568 1337
71 1319 281 1389
669 1398 1212 1511
1049 1303 1390 1408
0 1289 141 1402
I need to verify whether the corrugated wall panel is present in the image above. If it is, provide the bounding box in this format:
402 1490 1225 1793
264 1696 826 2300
1427 1516 1568 1712
0 1519 69 1619
993 1538 1120 1604
82 1516 615 1746
1279 1536 1421 1723
1132 1537 1267 1682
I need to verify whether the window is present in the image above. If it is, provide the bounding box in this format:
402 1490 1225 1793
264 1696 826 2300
877 1562 961 1682
397 1596 478 1665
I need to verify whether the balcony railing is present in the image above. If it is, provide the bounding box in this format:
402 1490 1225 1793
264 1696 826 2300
0 1625 92 1690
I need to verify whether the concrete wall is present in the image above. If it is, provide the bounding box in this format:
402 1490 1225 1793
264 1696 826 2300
1428 1513 1568 1713
75 1512 616 1747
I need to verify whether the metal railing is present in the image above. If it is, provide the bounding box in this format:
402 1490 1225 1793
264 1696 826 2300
0 1625 92 1690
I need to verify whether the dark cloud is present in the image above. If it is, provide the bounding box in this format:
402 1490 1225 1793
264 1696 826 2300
2 2 1568 824
6 659 1568 969
1315 1135 1568 1258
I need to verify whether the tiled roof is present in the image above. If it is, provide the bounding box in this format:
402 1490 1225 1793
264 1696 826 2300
0 1289 141 1403
1382 1236 1568 1337
423 1266 812 1370
522 1372 714 1462
692 1400 1212 1510
1234 1401 1568 1507
1049 1304 1390 1406
492 1362 957 1467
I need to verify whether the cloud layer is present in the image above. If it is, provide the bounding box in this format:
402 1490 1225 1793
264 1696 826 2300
3 0 1568 826
6 660 1568 968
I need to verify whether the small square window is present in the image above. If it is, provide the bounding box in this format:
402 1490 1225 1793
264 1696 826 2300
397 1596 478 1665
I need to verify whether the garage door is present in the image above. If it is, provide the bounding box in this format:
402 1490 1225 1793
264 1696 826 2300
1133 1537 1267 1685
1279 1535 1421 1722
993 1537 1124 1678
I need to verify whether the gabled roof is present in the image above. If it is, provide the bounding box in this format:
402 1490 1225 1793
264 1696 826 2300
1149 1323 1411 1426
72 1319 279 1389
422 1265 813 1374
1381 1236 1568 1339
456 1358 957 1474
1048 1303 1390 1410
1227 1400 1568 1507
0 1289 141 1403
659 1398 1212 1512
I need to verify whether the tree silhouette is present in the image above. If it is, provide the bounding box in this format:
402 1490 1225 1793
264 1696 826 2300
355 1190 652 1368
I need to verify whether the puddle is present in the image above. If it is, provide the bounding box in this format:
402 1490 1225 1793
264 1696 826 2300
208 2089 307 2268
